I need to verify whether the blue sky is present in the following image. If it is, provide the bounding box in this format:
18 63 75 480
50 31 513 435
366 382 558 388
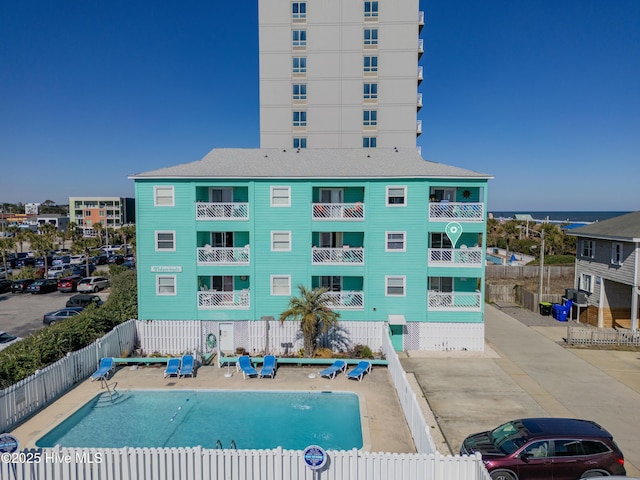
1 0 638 211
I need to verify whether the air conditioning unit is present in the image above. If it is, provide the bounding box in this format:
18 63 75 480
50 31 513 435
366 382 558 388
576 291 588 304
565 288 578 301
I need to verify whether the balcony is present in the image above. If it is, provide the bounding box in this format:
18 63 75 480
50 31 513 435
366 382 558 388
419 11 425 32
416 120 422 136
428 248 483 267
428 202 484 222
312 203 364 221
418 66 423 84
418 39 424 58
198 290 250 310
197 246 249 265
427 292 481 311
312 247 364 265
322 291 364 310
417 93 423 111
196 202 249 221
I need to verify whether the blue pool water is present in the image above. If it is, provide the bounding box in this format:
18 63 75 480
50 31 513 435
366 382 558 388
36 390 362 450
486 254 503 265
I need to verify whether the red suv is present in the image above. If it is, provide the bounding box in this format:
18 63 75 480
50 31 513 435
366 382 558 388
460 418 626 480
57 275 83 293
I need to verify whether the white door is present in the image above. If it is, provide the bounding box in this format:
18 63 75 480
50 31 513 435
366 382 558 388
210 188 233 203
219 323 234 355
320 188 343 204
319 232 343 248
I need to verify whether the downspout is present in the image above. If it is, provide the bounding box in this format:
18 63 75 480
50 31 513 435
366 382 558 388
633 242 639 331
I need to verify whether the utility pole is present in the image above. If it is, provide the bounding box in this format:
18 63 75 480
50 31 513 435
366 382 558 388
538 229 545 303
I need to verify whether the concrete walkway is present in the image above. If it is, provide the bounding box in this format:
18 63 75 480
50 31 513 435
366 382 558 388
402 304 640 476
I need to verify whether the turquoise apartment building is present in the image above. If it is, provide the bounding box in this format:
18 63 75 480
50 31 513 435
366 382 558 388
131 148 492 352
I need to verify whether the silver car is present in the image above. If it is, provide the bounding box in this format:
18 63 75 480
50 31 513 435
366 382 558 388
76 276 110 293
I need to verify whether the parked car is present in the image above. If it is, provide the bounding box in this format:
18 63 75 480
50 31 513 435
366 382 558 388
121 261 136 270
77 276 110 293
57 275 83 293
52 255 71 266
70 254 86 265
93 254 109 265
0 331 22 351
27 278 58 294
72 263 96 276
34 256 53 268
43 307 83 326
0 279 12 293
460 418 627 480
11 278 36 293
108 255 125 265
16 256 36 268
65 293 103 309
46 264 73 279
0 266 12 279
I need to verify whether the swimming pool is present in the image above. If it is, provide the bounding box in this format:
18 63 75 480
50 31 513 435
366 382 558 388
36 390 363 451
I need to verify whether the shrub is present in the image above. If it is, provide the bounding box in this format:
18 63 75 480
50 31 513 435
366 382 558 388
314 347 334 358
351 344 374 359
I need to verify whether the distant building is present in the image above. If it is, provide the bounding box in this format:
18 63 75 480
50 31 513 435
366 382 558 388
25 203 40 215
36 215 70 231
68 197 135 237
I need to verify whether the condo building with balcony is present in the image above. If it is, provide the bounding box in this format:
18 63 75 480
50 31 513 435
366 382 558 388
259 0 425 149
131 148 492 351
69 196 135 237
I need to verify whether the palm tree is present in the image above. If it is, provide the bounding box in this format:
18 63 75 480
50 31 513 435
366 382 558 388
29 231 55 275
279 285 341 357
119 225 136 255
72 236 100 277
0 236 15 277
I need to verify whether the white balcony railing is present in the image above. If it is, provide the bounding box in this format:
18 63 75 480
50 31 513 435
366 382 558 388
417 93 423 109
416 120 422 135
197 246 249 265
419 11 425 27
428 202 484 222
312 203 364 221
427 292 481 311
322 291 364 310
198 290 250 309
428 248 483 266
196 202 249 221
418 39 424 54
312 247 364 265
418 66 423 82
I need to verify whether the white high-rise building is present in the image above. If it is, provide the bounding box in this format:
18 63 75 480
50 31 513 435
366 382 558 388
259 0 424 150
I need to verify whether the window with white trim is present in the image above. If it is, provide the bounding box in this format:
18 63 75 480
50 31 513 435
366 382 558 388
364 1 378 18
156 275 176 295
271 275 291 296
363 110 377 126
385 276 405 296
271 231 292 251
580 273 593 293
386 186 406 205
386 232 406 251
155 231 176 251
154 186 174 206
271 186 291 207
363 137 376 148
581 239 595 258
292 30 307 47
364 56 378 73
293 83 307 101
364 28 378 45
611 242 623 265
293 137 307 149
293 111 307 127
363 83 378 99
292 57 307 73
292 2 306 19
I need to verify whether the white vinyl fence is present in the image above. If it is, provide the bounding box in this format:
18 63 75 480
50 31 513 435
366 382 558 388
567 325 640 346
3 446 488 480
0 320 137 433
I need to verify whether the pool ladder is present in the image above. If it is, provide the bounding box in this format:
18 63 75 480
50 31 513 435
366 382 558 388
215 439 237 449
102 380 120 403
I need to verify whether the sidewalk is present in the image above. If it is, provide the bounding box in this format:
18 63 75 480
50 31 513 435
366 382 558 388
401 304 640 476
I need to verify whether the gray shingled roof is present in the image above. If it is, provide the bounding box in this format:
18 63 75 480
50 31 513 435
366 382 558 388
129 148 493 180
568 211 640 242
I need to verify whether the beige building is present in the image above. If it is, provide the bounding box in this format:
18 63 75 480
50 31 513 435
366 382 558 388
259 0 424 149
68 196 135 236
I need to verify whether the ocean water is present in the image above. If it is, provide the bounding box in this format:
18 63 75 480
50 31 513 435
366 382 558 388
489 211 631 223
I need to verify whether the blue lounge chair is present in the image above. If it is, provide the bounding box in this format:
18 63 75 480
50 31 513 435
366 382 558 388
90 357 114 382
164 358 180 378
237 355 258 379
259 355 277 378
346 361 372 381
319 360 347 380
179 354 195 377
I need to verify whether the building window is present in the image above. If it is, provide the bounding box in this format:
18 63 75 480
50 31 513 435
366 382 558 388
292 2 306 19
84 210 91 217
580 273 593 293
271 186 291 207
363 137 376 148
363 110 377 126
611 242 623 265
385 276 406 296
271 275 291 296
429 277 453 292
293 83 307 100
292 30 307 47
386 232 406 252
363 83 378 99
293 111 307 127
364 1 379 18
293 137 307 149
154 186 174 207
581 240 595 258
386 186 406 205
364 56 378 73
292 57 307 74
272 231 292 251
155 231 176 251
156 275 176 296
364 28 378 45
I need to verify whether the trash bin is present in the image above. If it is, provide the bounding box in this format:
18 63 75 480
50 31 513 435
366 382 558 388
539 302 552 316
552 303 570 321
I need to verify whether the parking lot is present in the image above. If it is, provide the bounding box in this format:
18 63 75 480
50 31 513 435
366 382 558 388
0 289 108 339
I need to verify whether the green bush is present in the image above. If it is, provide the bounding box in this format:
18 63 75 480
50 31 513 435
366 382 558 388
0 269 138 389
351 344 374 359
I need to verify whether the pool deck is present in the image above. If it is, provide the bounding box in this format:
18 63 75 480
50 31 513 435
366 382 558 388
11 363 423 454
